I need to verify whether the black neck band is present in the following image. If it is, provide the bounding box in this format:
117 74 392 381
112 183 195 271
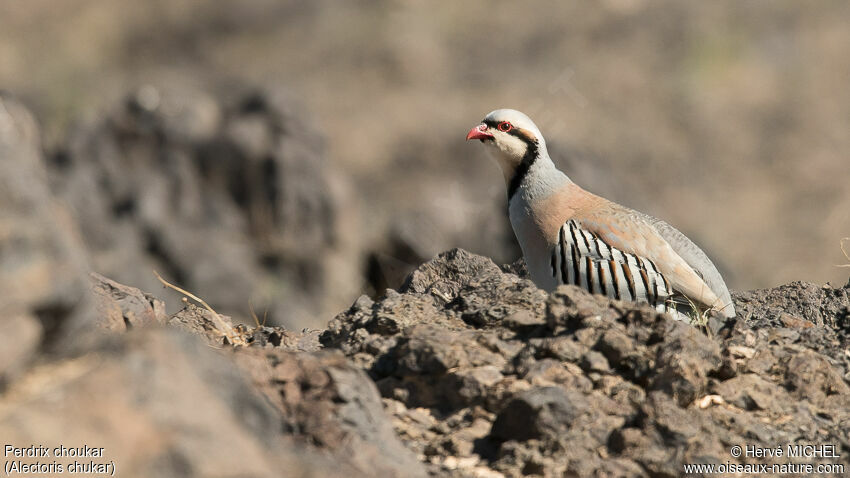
507 142 539 200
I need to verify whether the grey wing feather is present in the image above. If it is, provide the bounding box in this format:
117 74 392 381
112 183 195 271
639 213 736 317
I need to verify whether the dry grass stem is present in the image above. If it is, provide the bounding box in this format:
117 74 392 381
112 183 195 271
248 299 268 328
153 270 245 346
837 237 850 268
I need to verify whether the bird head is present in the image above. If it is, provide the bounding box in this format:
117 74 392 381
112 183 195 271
466 109 546 181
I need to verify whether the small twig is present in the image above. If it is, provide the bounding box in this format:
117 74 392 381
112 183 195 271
249 299 260 328
248 297 269 329
837 237 850 268
153 270 244 346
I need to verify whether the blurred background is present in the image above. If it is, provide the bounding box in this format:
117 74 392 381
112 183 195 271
2 0 848 329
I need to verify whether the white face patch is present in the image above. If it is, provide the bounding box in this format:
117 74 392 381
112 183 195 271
490 132 528 163
484 134 528 182
494 131 529 159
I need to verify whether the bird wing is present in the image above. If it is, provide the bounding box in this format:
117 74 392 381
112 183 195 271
551 219 683 317
571 207 724 312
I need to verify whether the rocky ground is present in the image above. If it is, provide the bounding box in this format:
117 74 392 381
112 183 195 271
4 232 849 475
2 90 850 476
321 250 850 476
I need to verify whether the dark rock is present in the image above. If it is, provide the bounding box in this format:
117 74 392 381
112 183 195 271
595 328 636 365
734 281 850 330
0 314 42 390
645 391 701 442
783 350 850 408
394 325 507 376
715 374 788 411
580 350 611 373
0 94 96 362
491 386 588 441
441 365 504 408
167 304 241 346
0 328 358 477
649 320 722 406
52 84 360 329
239 349 426 477
534 336 585 362
90 272 166 331
246 326 323 351
401 249 504 299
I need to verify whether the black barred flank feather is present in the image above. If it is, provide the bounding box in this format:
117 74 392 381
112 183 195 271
551 220 679 318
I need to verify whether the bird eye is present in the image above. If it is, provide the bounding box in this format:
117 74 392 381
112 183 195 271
497 121 512 132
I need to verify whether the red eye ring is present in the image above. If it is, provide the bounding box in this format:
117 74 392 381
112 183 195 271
497 121 512 132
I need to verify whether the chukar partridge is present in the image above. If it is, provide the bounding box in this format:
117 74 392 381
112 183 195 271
466 109 735 321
